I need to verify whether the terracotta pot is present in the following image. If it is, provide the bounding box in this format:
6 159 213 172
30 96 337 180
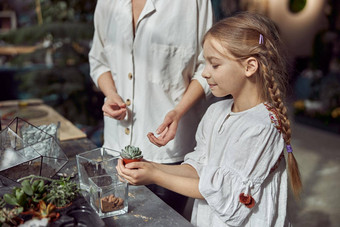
122 157 143 165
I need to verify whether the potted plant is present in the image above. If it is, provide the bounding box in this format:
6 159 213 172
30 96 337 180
1 175 80 225
120 145 143 165
45 176 80 209
3 178 47 209
3 175 79 211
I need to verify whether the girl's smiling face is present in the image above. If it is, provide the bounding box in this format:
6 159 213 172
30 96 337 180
202 37 247 98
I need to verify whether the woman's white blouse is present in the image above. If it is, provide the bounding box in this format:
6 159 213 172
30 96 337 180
89 0 213 163
184 99 290 226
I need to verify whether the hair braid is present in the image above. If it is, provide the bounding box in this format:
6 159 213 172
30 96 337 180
260 36 302 198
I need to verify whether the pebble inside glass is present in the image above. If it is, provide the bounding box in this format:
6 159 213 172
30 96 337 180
89 174 128 218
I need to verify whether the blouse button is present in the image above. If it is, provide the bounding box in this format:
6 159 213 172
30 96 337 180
125 128 130 135
128 73 133 80
126 99 131 106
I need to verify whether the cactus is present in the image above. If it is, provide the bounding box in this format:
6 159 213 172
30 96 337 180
121 145 143 160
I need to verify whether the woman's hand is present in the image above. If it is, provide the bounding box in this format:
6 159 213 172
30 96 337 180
147 110 180 147
102 94 127 120
116 159 159 185
147 80 205 147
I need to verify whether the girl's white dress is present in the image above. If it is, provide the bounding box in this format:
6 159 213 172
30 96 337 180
183 99 290 227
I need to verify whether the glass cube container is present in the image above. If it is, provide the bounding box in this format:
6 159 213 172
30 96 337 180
0 117 68 181
89 174 128 218
76 147 120 192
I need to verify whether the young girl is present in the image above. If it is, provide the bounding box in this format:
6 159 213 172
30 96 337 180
116 12 302 226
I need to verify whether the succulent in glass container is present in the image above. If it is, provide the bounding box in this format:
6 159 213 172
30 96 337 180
121 145 143 164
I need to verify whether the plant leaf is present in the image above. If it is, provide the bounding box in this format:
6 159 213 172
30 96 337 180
15 189 27 207
22 180 33 196
3 194 19 206
37 180 45 193
32 180 40 191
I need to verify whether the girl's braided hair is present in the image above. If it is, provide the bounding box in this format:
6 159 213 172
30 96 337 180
204 11 302 198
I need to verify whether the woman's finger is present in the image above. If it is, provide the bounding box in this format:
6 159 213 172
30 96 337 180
157 126 169 139
147 133 162 147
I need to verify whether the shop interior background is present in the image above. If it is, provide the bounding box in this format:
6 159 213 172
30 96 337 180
0 1 340 226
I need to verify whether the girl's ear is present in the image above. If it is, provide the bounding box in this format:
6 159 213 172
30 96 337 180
244 57 258 77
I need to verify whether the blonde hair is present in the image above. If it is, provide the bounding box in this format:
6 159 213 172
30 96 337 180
205 12 302 198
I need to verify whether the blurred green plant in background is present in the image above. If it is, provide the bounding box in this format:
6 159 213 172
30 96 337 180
0 0 104 128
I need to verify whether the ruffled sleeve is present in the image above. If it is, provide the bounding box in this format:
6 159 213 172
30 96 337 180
199 123 284 226
183 104 216 175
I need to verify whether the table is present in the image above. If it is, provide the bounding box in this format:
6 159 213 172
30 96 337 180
0 46 38 55
59 138 193 227
0 116 193 226
0 99 87 141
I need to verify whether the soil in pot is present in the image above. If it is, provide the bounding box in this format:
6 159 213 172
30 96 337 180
0 162 56 181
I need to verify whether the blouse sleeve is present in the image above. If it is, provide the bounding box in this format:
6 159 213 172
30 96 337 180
88 0 111 87
199 123 284 226
183 104 215 175
191 0 213 97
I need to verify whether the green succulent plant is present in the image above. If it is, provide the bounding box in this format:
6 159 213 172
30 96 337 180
3 179 46 208
0 197 5 208
121 145 143 159
2 175 80 210
0 206 24 226
45 176 80 208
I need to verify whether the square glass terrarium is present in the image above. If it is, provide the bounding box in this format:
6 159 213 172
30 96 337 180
0 117 68 181
76 147 120 192
89 174 128 218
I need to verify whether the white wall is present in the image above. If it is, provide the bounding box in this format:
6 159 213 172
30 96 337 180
268 0 329 59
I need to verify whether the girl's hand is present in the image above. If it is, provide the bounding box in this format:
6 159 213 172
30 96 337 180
116 159 158 185
147 110 179 147
102 94 127 120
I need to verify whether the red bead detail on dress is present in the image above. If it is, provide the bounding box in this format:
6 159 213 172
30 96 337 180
263 103 283 133
239 193 256 208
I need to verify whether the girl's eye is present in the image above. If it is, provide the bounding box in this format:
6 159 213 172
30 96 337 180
212 64 219 69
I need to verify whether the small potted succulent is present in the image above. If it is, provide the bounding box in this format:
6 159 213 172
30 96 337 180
121 145 143 165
